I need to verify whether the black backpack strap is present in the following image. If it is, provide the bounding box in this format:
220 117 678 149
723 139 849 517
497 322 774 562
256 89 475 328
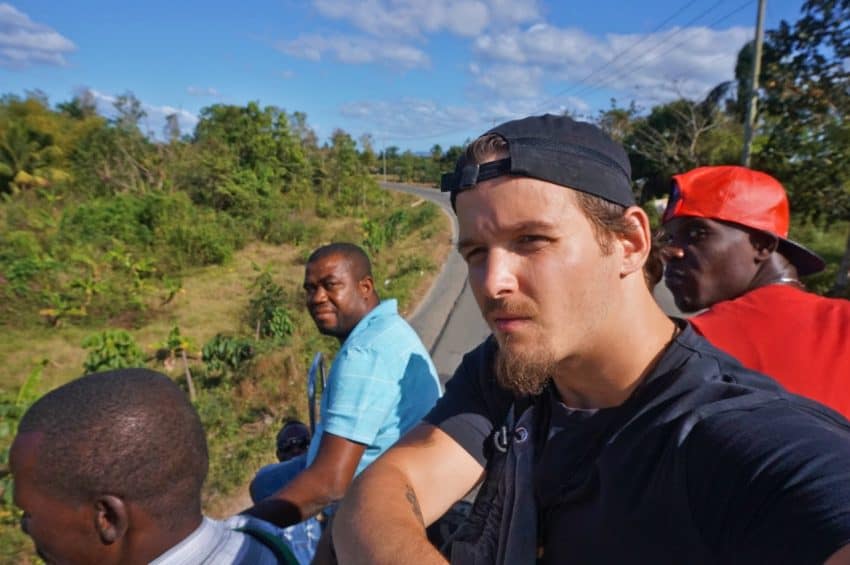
444 394 540 562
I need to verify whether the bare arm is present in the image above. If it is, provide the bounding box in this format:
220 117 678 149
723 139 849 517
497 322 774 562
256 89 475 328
242 432 366 527
332 423 484 564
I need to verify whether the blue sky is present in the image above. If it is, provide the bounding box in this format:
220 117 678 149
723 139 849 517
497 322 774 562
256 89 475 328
1 0 804 152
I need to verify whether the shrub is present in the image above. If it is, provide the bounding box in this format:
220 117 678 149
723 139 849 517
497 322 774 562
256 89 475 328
362 212 401 254
81 330 145 373
152 193 242 268
165 222 235 266
0 231 59 297
60 195 154 249
262 214 321 247
406 202 438 231
247 269 295 340
202 334 255 378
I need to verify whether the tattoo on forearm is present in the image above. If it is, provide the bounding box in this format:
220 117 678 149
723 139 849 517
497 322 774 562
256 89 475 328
404 484 424 525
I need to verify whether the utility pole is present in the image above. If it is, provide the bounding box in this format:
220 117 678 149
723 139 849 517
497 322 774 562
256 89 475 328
741 0 767 167
382 138 387 182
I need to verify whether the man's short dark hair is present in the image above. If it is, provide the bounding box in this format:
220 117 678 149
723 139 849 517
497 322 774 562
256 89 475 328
307 243 373 281
17 368 208 529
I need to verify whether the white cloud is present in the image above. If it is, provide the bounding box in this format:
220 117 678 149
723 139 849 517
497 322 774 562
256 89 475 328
279 69 295 79
470 63 544 98
340 98 481 141
274 0 541 72
276 34 430 69
0 3 75 68
312 0 540 39
186 86 220 97
338 95 588 145
472 23 753 104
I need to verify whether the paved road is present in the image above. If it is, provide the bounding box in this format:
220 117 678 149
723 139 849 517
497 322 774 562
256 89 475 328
381 182 490 384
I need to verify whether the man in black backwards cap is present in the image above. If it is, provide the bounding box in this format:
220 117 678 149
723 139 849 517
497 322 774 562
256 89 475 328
332 114 850 564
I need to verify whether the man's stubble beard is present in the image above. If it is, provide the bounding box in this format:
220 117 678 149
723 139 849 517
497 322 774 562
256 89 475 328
495 334 557 396
483 295 557 396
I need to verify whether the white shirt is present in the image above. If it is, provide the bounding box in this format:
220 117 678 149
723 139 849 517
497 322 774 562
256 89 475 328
149 516 297 564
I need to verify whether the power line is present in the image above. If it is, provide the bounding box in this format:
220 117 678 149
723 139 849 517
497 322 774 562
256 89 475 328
571 0 755 103
375 0 748 145
528 0 719 114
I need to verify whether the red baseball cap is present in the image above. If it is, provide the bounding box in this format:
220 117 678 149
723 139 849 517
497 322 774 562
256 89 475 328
662 165 825 276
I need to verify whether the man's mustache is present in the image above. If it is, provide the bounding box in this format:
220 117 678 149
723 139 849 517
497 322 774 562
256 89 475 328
482 296 538 318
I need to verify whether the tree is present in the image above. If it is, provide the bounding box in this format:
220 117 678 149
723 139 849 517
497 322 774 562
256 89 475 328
0 94 74 194
617 92 742 201
326 129 362 205
246 267 294 340
359 133 378 173
290 110 318 149
164 113 181 142
57 88 98 120
113 91 146 132
597 99 638 143
756 0 850 293
440 145 464 169
193 102 310 198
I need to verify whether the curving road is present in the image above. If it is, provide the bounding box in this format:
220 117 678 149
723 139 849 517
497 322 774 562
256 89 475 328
381 182 490 385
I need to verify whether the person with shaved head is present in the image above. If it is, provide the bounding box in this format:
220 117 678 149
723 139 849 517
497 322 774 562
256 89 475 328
10 368 299 564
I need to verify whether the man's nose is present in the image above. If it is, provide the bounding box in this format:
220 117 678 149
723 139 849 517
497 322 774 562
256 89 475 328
661 244 685 262
307 287 326 305
474 249 519 299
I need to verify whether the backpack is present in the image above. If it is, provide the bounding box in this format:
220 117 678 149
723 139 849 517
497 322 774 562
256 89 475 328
440 337 551 563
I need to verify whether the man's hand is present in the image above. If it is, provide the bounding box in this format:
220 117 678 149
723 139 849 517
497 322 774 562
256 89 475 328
333 424 484 564
243 432 366 527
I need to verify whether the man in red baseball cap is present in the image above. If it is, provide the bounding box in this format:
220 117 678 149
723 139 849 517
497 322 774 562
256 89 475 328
661 165 850 417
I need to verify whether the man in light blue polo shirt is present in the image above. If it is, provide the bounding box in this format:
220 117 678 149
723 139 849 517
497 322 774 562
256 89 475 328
244 243 441 543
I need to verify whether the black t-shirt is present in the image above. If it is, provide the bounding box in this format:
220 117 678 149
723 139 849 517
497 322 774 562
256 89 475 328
425 325 850 563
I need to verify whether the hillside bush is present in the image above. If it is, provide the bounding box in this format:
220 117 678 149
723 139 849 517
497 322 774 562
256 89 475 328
202 334 255 379
81 330 145 373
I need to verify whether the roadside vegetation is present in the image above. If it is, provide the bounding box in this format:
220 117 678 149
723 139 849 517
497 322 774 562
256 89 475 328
0 94 449 561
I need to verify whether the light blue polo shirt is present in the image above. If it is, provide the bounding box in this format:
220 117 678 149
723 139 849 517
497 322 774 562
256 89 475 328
306 299 441 475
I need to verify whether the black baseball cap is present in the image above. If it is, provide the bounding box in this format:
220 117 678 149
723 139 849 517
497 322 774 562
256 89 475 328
441 113 635 209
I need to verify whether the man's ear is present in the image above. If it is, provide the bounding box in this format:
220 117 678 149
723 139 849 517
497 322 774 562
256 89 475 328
358 275 375 298
749 231 778 261
94 495 128 545
617 206 652 278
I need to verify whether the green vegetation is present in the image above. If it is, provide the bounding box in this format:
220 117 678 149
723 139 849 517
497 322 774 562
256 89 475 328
202 334 256 381
0 93 449 559
81 329 145 373
247 266 295 340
